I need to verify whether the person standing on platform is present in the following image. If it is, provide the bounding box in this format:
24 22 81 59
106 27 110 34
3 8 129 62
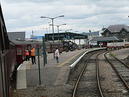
25 50 29 61
55 48 60 63
29 49 31 60
31 48 36 64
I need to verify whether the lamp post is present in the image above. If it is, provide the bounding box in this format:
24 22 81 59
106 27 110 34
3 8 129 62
65 29 72 40
56 24 66 41
88 30 92 42
40 15 64 42
65 29 72 32
49 23 66 41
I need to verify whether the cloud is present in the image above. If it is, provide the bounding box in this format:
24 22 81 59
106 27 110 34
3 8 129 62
1 0 129 37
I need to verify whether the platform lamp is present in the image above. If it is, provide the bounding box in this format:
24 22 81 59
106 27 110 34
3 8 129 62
49 23 66 41
56 24 66 41
65 29 72 40
40 15 64 42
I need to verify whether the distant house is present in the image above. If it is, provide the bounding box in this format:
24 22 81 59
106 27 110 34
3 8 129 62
7 32 25 41
101 24 129 41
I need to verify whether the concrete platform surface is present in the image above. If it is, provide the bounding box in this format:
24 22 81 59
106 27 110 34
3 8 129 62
111 48 129 59
16 48 105 89
14 48 106 97
16 49 86 89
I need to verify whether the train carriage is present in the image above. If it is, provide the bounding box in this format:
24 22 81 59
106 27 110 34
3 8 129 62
45 41 78 53
0 5 16 97
12 40 40 66
107 42 129 50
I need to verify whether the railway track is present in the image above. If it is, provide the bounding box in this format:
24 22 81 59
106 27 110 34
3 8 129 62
71 50 129 97
71 51 105 97
96 53 105 97
104 52 129 92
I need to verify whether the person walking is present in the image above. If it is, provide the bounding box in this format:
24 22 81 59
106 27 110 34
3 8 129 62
31 48 36 64
55 48 60 63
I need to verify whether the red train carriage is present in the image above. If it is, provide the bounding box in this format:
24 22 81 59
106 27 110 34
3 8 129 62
6 40 40 90
45 41 77 53
12 40 40 66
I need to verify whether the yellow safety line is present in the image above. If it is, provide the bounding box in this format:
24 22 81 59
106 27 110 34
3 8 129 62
57 51 85 67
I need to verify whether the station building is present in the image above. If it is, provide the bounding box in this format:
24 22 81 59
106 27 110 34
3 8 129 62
101 24 129 42
45 32 88 45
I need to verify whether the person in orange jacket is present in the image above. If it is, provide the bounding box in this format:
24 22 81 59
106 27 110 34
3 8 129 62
31 48 36 64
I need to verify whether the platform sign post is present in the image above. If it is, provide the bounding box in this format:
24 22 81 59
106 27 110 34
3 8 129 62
42 36 47 66
37 47 41 85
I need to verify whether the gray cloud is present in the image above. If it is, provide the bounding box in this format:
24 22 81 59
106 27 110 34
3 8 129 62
4 0 59 3
1 0 129 36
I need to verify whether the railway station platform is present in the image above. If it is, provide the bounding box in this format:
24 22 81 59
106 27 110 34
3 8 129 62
13 48 106 97
109 48 129 67
16 49 85 89
110 48 129 60
16 48 105 90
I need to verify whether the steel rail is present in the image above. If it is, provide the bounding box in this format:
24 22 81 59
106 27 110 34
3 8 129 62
104 52 129 91
71 56 89 97
72 51 105 97
71 51 97 97
96 53 105 97
109 53 129 69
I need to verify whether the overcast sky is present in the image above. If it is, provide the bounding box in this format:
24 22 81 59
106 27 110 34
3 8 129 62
1 0 129 37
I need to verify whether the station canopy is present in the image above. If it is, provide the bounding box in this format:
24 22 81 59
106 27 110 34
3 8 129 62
45 32 88 41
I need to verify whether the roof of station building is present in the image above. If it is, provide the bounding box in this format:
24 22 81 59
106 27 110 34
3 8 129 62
104 24 129 33
45 32 87 41
90 36 119 42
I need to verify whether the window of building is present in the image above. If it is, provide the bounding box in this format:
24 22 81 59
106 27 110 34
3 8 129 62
122 31 126 35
